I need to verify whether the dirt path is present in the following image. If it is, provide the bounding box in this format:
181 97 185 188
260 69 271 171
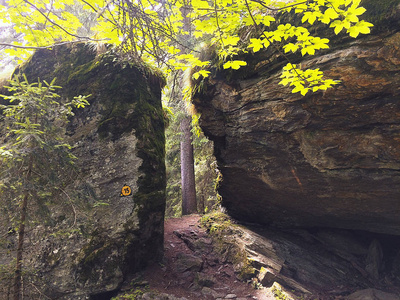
141 214 274 300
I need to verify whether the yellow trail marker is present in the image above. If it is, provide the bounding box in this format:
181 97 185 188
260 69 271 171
120 185 132 197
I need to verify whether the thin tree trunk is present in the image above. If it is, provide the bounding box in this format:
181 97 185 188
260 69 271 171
180 115 197 215
13 157 32 300
178 1 197 215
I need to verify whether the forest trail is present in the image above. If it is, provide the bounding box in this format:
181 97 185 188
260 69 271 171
138 214 275 299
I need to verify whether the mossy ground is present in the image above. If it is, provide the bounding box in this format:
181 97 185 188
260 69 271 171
200 212 256 281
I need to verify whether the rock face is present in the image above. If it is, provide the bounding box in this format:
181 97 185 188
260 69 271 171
193 1 400 235
201 213 400 298
0 45 166 299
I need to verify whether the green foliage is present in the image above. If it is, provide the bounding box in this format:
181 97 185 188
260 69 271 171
193 132 220 214
163 71 218 217
0 0 373 96
279 63 340 96
164 97 183 217
164 90 219 217
0 74 90 175
0 74 89 295
49 227 82 238
0 262 14 282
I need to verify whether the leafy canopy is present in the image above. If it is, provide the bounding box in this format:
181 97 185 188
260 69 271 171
0 0 373 95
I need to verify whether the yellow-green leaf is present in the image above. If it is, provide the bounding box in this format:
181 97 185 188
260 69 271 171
283 43 299 53
193 70 211 79
324 7 339 20
222 36 240 46
248 38 264 52
223 60 247 70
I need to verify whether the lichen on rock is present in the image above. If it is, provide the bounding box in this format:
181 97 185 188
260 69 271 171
0 44 166 299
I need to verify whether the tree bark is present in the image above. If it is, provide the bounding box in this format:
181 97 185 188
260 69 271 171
180 115 197 215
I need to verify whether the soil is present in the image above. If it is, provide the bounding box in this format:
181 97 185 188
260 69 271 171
139 214 275 300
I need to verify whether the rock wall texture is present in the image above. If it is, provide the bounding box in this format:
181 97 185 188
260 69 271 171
0 44 166 299
201 212 400 299
193 0 400 235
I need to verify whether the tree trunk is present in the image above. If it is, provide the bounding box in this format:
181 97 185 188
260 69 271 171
13 157 32 300
180 115 197 215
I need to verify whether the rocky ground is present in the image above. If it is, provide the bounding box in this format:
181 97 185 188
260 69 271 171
114 213 400 300
116 214 276 300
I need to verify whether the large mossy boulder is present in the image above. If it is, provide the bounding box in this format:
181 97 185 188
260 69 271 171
193 1 400 235
0 44 166 299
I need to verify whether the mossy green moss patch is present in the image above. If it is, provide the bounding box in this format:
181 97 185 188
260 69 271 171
17 43 167 289
200 212 256 280
362 0 400 26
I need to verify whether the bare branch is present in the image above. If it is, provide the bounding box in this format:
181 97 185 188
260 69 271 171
249 0 309 11
79 0 98 13
0 40 107 50
59 187 77 228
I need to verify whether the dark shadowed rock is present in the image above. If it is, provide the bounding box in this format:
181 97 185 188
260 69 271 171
201 213 400 298
140 292 189 300
175 252 204 273
193 0 400 235
347 288 400 300
201 287 224 299
195 272 217 287
173 228 214 254
365 239 384 280
0 44 166 299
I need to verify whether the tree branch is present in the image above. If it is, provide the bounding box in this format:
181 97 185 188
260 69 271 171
248 0 309 11
22 0 100 41
0 40 106 50
244 0 308 82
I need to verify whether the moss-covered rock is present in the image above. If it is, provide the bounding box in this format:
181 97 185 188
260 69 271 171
200 212 256 281
1 44 166 299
